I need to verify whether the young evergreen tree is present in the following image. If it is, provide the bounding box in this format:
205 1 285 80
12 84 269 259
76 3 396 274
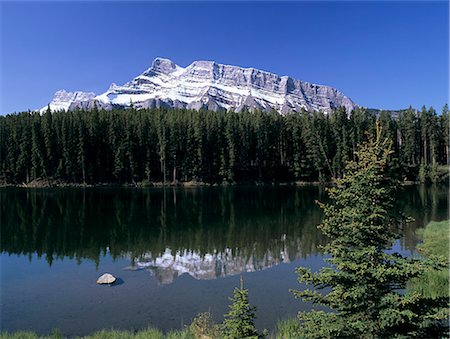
292 122 449 338
222 276 259 339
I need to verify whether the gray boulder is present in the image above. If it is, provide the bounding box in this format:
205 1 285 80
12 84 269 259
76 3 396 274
96 273 116 284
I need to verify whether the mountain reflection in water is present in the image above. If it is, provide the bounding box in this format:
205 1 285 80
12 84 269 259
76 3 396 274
1 185 448 284
130 241 295 284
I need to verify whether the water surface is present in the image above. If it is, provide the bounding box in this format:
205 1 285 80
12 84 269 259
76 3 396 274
1 185 447 336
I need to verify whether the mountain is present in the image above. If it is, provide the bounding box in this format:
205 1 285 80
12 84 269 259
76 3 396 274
41 90 96 112
41 57 358 114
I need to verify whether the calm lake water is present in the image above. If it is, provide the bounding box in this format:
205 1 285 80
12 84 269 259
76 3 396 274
1 185 448 336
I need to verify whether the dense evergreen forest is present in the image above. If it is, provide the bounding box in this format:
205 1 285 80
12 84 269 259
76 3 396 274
0 105 448 185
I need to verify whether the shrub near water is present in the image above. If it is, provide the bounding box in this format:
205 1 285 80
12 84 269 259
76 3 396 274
189 312 220 338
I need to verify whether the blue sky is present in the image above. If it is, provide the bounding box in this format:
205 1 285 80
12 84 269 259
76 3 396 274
1 1 448 114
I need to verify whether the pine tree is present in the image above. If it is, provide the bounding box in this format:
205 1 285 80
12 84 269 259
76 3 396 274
441 104 449 165
0 116 17 180
292 121 449 338
155 110 168 183
113 127 127 182
225 112 236 182
42 106 55 178
16 114 32 183
31 113 45 180
76 114 86 182
192 111 204 181
397 107 419 179
222 276 259 339
60 113 75 181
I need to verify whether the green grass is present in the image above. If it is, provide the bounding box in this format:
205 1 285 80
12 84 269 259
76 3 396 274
0 328 193 339
408 219 449 298
271 318 302 338
0 332 41 339
417 219 449 257
89 328 195 339
1 319 304 338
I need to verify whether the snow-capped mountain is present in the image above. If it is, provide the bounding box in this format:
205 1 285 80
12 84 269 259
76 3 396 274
41 57 358 114
41 90 96 112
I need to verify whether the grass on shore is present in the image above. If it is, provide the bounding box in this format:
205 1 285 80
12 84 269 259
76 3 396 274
408 219 449 298
0 318 304 339
0 328 194 339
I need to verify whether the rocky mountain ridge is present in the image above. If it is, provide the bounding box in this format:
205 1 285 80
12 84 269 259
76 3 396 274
41 57 358 114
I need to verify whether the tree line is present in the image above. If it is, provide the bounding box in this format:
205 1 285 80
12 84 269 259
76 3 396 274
0 105 448 184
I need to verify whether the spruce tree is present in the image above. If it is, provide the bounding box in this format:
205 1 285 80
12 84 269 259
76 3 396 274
441 104 449 165
398 107 418 179
222 276 259 339
42 106 55 178
292 121 449 338
76 115 86 182
31 113 45 180
192 112 204 181
225 113 236 182
16 115 32 183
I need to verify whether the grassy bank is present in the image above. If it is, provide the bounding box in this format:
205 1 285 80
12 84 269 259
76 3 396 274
0 318 301 339
0 328 191 339
408 219 449 298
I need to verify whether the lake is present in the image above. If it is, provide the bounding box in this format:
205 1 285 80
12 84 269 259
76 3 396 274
0 185 448 336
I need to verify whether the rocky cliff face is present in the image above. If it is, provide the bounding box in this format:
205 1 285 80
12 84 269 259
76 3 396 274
41 57 358 114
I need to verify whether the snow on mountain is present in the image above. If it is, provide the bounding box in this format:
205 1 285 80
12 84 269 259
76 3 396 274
41 57 358 114
40 90 96 113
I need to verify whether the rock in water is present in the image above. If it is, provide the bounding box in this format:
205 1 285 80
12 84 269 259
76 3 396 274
96 273 116 284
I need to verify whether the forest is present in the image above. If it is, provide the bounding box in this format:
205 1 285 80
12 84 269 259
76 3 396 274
0 105 448 185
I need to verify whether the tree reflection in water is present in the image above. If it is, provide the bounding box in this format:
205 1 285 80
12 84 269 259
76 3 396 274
1 185 447 284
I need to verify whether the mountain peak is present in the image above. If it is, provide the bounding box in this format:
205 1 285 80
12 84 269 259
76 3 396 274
150 57 180 74
189 60 216 67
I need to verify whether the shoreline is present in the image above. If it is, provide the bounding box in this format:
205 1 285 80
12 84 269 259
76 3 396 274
0 178 427 189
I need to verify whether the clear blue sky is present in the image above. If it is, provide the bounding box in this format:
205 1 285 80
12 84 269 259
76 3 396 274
1 1 448 114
